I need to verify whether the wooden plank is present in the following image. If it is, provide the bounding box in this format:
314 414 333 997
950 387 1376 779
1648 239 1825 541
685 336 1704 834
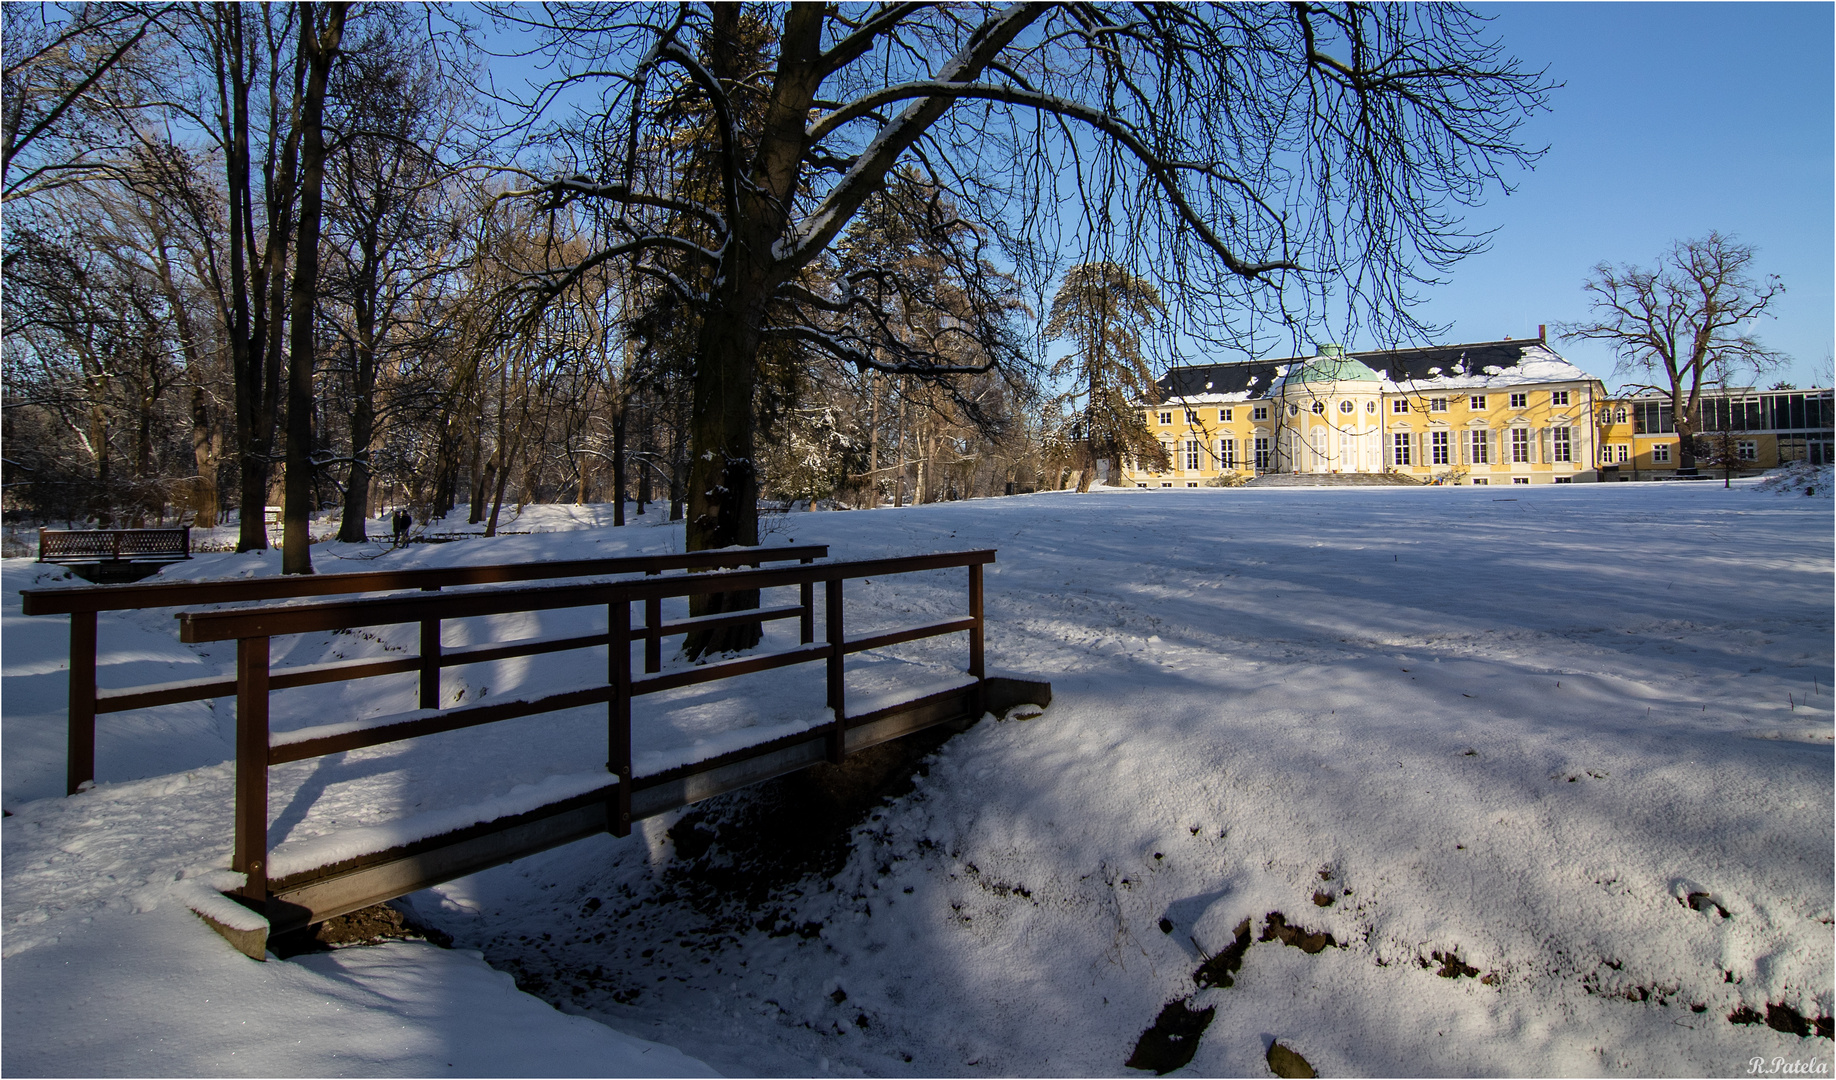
265 785 620 933
629 642 831 696
268 685 615 764
842 617 976 655
23 545 831 616
440 632 608 669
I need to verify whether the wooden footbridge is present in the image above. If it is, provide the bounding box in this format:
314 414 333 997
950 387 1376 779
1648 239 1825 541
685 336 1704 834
21 546 1048 959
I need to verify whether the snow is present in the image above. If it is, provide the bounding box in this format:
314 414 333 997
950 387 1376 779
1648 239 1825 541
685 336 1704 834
5 483 1832 1075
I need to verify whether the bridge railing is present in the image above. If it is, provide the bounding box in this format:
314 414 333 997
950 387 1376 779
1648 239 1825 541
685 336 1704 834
173 549 994 916
19 545 829 794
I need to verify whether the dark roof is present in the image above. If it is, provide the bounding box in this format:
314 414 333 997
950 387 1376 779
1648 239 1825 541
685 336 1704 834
1156 338 1550 399
1159 361 1284 400
1352 339 1541 383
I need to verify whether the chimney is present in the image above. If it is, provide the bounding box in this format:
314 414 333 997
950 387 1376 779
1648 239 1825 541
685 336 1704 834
1538 324 1546 341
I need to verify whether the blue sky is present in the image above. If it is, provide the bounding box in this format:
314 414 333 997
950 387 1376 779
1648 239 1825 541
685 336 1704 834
1410 2 1834 391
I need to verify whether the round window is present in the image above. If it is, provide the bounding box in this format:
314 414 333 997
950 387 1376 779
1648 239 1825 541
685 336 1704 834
1287 403 1300 417
1339 400 1355 414
1311 401 1326 415
1365 401 1377 414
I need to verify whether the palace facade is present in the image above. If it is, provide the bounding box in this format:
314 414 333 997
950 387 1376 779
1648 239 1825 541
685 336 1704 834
1125 336 1833 487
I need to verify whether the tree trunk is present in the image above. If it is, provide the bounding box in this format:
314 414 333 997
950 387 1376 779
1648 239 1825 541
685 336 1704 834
282 2 345 572
338 336 376 542
612 402 626 526
682 298 763 657
190 386 221 528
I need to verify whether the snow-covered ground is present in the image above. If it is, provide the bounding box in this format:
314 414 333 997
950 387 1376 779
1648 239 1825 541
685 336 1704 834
4 479 1831 1076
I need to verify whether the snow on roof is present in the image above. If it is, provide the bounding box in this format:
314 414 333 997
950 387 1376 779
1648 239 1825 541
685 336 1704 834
1155 340 1599 403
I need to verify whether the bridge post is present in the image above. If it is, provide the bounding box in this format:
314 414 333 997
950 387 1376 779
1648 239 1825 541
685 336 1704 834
969 562 985 718
233 636 270 904
418 618 441 709
608 599 633 837
800 557 815 644
825 577 845 763
66 611 97 795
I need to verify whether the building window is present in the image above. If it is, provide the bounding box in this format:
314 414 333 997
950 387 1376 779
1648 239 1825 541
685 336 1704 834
1469 395 1486 410
1161 482 1172 488
1392 399 1409 414
1219 408 1233 422
1366 401 1377 414
1161 441 1174 469
1184 440 1201 471
1254 436 1271 469
1737 440 1758 461
1472 478 1488 485
1186 482 1198 488
1510 392 1527 409
1470 429 1490 464
1617 444 1629 463
1252 406 1269 421
1218 439 1236 468
1600 444 1614 463
1551 390 1571 406
1311 400 1326 415
1339 400 1354 414
1431 430 1450 464
1614 407 1628 423
1552 426 1572 462
1511 428 1530 463
1430 398 1449 412
1393 432 1413 466
1652 442 1671 463
1287 403 1300 417
1513 477 1530 484
1185 409 1199 423
1137 483 1147 488
1157 411 1172 426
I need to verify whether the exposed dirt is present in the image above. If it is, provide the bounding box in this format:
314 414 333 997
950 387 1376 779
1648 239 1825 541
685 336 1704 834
1193 918 1254 989
1266 1041 1317 1078
1124 998 1216 1075
270 902 453 959
1261 911 1337 954
663 721 966 922
1728 1002 1834 1039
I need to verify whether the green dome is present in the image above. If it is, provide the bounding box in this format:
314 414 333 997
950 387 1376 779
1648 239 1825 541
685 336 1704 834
1285 350 1384 384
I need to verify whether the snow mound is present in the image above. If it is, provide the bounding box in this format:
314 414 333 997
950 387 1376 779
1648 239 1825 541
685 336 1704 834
1753 460 1834 498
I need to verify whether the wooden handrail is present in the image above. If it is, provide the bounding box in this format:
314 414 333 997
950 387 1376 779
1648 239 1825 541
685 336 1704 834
21 544 828 795
203 550 992 911
20 545 830 615
177 550 994 642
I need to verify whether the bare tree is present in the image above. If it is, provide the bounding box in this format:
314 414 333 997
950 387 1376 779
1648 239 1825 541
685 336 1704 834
1561 232 1787 475
499 3 1548 650
1 1 169 205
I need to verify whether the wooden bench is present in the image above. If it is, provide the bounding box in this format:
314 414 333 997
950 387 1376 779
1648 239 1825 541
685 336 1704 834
38 528 191 583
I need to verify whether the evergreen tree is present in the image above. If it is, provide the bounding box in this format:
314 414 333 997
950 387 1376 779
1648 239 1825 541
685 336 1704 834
1045 262 1168 491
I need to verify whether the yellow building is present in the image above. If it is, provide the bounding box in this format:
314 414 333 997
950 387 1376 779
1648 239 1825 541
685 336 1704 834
1127 337 1610 486
1604 388 1833 477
